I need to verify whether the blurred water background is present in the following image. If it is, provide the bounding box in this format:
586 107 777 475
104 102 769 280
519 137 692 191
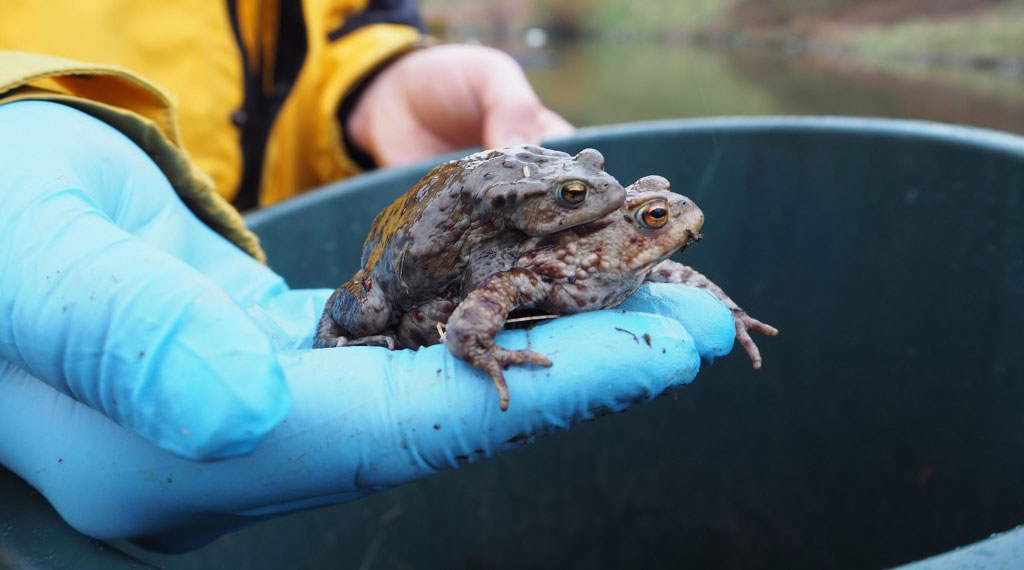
422 0 1024 134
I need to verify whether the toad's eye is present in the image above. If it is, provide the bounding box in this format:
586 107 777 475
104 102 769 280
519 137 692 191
557 181 589 205
636 199 670 229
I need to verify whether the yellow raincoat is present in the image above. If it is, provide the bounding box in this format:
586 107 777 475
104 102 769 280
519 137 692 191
0 0 423 214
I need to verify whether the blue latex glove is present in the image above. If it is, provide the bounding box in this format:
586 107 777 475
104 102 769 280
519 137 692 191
893 524 1024 570
0 101 735 550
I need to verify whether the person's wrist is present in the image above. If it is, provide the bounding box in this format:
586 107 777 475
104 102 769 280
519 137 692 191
338 68 386 170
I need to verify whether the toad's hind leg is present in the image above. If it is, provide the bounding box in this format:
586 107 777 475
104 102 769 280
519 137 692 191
313 276 396 349
646 260 778 368
314 305 349 348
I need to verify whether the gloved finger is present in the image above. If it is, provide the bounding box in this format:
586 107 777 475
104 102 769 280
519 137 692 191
0 310 709 549
0 100 288 308
267 310 703 496
249 282 736 360
250 283 735 383
617 283 737 363
0 101 289 459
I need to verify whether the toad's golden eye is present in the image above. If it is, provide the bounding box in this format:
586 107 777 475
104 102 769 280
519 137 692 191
636 199 669 229
558 181 588 205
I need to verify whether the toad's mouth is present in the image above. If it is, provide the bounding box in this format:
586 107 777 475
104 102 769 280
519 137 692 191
634 230 704 276
666 230 701 258
671 229 702 259
666 229 702 259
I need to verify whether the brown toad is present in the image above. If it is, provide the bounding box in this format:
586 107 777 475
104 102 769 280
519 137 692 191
445 175 778 409
314 145 627 350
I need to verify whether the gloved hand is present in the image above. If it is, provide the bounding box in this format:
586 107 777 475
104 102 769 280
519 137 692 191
0 101 736 551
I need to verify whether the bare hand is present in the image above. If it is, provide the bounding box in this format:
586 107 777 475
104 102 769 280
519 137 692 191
346 44 574 167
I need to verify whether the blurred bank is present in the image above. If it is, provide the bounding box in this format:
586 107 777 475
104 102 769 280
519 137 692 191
422 0 1024 134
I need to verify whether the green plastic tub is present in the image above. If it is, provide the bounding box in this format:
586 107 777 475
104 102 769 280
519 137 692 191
2 118 1022 569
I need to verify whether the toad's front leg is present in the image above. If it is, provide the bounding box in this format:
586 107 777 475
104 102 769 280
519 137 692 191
445 268 553 411
646 260 778 368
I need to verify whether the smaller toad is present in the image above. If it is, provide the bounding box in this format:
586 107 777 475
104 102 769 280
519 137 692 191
445 175 778 410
